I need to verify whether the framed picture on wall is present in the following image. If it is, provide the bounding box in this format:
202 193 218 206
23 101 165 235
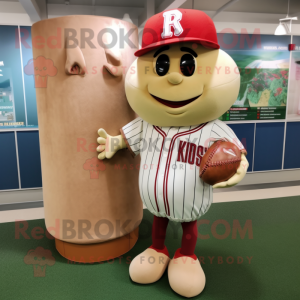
0 67 16 124
0 25 38 129
218 33 298 122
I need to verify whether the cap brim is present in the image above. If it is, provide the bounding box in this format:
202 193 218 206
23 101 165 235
134 37 220 57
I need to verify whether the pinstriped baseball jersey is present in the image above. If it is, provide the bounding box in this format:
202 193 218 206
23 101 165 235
120 118 245 222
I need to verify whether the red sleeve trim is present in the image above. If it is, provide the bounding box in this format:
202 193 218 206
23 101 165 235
241 149 247 156
120 128 136 158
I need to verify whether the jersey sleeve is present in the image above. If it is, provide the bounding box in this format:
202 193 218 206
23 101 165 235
209 119 247 155
120 117 143 157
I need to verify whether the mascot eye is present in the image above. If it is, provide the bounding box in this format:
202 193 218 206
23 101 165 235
155 54 169 76
180 54 195 77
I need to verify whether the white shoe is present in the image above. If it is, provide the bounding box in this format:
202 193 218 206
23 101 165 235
129 246 170 284
168 249 206 298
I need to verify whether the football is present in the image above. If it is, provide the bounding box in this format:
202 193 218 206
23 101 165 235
199 141 241 186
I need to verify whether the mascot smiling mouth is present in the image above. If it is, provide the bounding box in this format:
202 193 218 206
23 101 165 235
150 94 201 108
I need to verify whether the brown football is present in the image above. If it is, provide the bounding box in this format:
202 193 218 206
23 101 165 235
199 141 241 185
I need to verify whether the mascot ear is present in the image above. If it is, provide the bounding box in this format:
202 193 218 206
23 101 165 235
103 48 123 77
65 40 86 75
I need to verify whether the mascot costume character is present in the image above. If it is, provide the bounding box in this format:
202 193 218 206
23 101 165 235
97 9 249 298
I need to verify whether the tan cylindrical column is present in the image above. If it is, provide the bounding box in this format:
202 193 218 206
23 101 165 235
31 16 142 262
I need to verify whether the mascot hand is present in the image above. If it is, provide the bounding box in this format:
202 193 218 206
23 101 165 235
97 128 127 160
213 154 249 188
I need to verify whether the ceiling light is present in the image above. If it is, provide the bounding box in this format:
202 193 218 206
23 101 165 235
274 22 289 35
274 0 298 36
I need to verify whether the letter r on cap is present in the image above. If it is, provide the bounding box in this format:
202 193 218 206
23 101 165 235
161 9 183 39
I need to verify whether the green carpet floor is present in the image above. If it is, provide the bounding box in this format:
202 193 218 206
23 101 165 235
1 196 300 300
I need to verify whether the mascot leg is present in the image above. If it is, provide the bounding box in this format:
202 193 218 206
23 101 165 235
129 216 170 284
168 221 206 298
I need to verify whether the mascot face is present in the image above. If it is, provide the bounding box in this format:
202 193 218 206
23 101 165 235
125 42 240 126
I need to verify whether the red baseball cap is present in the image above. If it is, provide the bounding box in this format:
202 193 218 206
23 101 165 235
135 9 220 57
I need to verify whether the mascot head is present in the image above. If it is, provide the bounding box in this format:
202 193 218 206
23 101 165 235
125 9 240 126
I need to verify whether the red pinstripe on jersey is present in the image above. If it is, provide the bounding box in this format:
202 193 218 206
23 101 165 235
163 123 208 216
153 126 167 213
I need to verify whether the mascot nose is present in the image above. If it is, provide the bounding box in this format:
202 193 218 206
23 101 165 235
167 72 183 85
